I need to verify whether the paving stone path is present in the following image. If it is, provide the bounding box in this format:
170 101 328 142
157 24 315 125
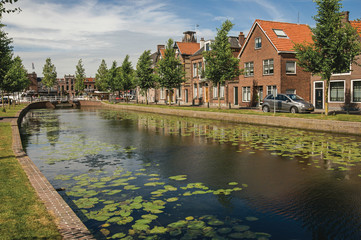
10 113 96 240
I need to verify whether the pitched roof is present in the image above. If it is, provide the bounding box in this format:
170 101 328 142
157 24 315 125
239 20 313 57
192 46 205 57
350 21 361 37
175 42 200 55
228 36 242 49
257 20 313 52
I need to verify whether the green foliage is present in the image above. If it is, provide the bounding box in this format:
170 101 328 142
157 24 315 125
2 56 29 97
120 55 135 100
42 58 57 94
136 50 157 104
74 58 86 95
203 20 241 108
107 61 122 95
0 21 13 93
0 0 20 17
157 38 185 104
294 0 361 115
95 59 109 91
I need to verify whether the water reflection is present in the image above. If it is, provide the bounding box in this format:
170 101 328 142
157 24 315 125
20 108 361 240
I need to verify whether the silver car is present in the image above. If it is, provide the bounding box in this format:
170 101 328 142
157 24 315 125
261 94 314 113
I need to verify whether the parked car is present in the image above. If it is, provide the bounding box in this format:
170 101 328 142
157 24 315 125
261 94 314 113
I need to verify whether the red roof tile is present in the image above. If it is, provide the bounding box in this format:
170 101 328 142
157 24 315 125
256 20 313 52
176 42 200 55
350 21 361 37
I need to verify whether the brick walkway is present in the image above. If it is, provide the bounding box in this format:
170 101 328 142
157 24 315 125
10 114 96 239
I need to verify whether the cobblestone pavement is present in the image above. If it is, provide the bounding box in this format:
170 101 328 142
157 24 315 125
10 113 96 240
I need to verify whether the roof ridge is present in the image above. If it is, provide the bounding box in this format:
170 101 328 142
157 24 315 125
256 19 309 27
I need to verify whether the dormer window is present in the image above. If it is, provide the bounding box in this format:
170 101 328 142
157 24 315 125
255 37 262 49
205 43 211 51
273 29 288 38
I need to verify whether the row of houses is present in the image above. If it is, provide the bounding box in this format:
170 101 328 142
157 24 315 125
139 11 361 111
27 73 99 98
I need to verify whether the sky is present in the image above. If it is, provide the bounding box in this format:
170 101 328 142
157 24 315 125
2 0 361 77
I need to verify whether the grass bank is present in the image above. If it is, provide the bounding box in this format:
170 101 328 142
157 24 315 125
0 103 28 118
0 106 61 239
109 102 361 123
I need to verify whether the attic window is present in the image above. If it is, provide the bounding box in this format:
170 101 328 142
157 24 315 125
273 29 288 38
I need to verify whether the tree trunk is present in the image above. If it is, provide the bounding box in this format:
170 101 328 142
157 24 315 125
168 89 172 106
146 90 148 105
325 79 329 116
217 82 221 109
1 93 5 112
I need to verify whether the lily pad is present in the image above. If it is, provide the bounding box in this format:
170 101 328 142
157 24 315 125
169 175 187 181
149 226 168 234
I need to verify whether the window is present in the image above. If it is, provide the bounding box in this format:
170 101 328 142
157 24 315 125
193 83 198 98
177 87 182 99
255 37 262 49
193 63 197 77
220 85 225 98
242 87 251 102
263 59 274 75
286 61 296 74
205 43 211 51
213 86 218 98
352 80 361 102
267 85 277 96
160 87 165 99
199 84 203 98
198 62 202 77
329 81 345 102
273 29 288 38
244 62 254 77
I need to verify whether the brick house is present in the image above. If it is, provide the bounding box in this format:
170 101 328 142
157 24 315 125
172 31 200 104
190 34 244 106
238 20 313 107
57 75 96 98
311 12 361 111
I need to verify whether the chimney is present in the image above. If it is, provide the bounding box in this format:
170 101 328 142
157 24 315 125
341 11 350 24
200 38 205 49
157 45 165 52
238 32 245 46
182 31 197 43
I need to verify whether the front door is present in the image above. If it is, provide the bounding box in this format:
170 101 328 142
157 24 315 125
205 87 209 103
234 87 238 105
314 82 324 109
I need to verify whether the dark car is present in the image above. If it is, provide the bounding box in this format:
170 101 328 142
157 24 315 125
261 93 314 113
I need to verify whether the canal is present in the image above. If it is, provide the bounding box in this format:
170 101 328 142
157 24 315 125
20 108 361 240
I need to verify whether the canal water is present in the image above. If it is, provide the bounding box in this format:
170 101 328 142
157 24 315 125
20 108 361 240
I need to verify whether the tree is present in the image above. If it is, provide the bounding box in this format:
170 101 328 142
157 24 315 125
3 56 29 107
136 50 157 104
107 61 122 98
74 59 85 96
120 55 135 102
0 0 20 17
157 38 185 105
203 20 241 109
42 58 57 95
95 59 109 91
294 0 361 115
0 21 13 110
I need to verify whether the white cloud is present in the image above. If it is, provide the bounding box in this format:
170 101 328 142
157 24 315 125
214 16 235 22
2 0 196 76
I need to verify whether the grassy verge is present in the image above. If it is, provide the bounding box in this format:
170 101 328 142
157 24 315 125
0 109 61 239
108 102 361 122
0 103 28 118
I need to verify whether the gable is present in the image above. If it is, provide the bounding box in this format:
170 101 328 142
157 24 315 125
239 20 313 58
175 42 200 56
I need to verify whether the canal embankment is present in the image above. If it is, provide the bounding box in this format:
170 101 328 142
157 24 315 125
10 102 96 240
99 102 361 135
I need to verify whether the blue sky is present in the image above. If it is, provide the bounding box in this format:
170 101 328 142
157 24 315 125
2 0 361 77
